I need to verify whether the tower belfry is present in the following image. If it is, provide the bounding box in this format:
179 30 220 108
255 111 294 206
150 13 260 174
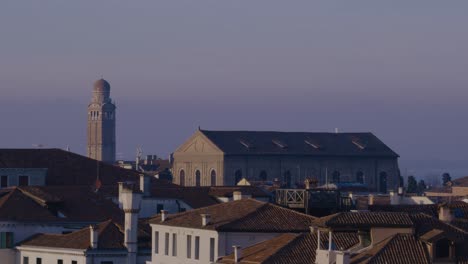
87 79 116 163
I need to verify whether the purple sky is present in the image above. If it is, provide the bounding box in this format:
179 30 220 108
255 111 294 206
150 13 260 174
1 1 468 178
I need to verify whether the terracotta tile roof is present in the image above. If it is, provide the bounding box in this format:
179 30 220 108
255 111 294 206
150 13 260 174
313 212 413 229
200 130 399 157
19 220 125 250
369 204 438 218
218 231 359 264
0 148 174 186
149 199 316 232
409 213 468 241
0 186 124 223
351 234 431 264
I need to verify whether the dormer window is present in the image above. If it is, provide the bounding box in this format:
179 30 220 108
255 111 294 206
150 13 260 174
272 139 287 149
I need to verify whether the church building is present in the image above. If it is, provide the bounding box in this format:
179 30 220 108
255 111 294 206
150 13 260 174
172 129 400 193
87 79 116 163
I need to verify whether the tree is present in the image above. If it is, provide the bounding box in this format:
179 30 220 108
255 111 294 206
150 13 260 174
407 176 418 193
417 180 427 194
442 173 452 186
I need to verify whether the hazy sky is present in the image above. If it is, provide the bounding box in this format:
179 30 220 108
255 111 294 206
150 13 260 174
1 1 468 177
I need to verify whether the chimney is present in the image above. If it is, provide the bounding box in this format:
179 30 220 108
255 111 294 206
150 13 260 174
336 251 350 264
390 191 400 205
201 214 211 226
439 204 453 223
121 182 142 264
90 225 98 249
305 179 311 190
368 194 374 206
233 245 242 263
118 182 124 209
139 174 151 197
398 186 403 195
161 210 168 222
233 191 243 201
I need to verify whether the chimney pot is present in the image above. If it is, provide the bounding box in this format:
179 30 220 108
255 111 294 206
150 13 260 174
368 194 374 206
161 210 168 222
90 225 98 249
233 245 242 263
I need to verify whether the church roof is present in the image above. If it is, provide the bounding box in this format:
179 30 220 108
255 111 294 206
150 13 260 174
199 130 399 157
93 78 110 92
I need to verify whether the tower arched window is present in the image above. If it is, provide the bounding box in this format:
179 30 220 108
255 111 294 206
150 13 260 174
179 170 185 186
332 171 341 183
234 170 243 185
356 171 364 184
259 170 267 181
195 170 201 187
210 170 217 186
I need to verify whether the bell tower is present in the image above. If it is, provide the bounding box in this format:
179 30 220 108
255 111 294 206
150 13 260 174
87 78 116 163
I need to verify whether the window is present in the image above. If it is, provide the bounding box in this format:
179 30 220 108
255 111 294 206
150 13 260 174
23 257 29 264
1 176 7 188
195 170 201 186
356 171 364 184
0 232 14 248
154 231 159 254
234 170 243 185
57 260 63 264
172 233 177 256
187 235 192 258
36 258 42 264
259 170 267 181
180 169 185 186
19 175 29 186
72 261 77 264
210 170 217 186
209 237 215 262
165 233 170 255
332 171 340 183
194 236 200 260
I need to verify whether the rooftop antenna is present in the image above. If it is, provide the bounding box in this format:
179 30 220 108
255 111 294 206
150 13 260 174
136 146 143 171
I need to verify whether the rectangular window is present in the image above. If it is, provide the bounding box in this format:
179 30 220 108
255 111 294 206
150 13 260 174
164 232 169 256
72 261 77 264
0 232 14 248
19 176 29 186
154 231 159 254
23 257 29 264
210 237 215 262
36 258 41 264
1 176 7 188
57 260 63 264
194 236 200 260
172 233 177 256
187 235 192 258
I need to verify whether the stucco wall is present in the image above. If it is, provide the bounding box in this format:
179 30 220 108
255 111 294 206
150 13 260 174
0 168 47 187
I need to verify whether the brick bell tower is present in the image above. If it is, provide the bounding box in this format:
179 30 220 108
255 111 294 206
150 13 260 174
87 78 116 163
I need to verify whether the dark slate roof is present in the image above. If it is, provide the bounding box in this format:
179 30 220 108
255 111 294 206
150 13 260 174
218 231 359 264
351 234 431 264
0 149 174 186
149 199 316 232
200 130 399 157
19 220 125 250
313 212 414 229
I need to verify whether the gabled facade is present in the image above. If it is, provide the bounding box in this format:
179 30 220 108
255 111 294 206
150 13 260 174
172 129 400 192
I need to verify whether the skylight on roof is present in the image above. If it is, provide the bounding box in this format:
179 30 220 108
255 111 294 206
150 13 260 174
352 140 366 150
239 139 253 149
272 139 287 149
304 140 321 149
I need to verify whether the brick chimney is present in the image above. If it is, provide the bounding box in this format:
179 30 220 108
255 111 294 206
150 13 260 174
90 225 98 249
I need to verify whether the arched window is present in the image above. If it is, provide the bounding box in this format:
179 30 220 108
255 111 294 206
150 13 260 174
195 170 201 187
356 171 364 184
284 170 292 188
379 172 388 193
332 171 340 183
234 170 243 185
259 170 267 181
179 170 185 186
210 170 217 186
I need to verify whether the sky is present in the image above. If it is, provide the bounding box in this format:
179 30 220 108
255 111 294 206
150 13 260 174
1 1 468 179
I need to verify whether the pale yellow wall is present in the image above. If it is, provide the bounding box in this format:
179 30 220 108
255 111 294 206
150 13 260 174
371 227 413 245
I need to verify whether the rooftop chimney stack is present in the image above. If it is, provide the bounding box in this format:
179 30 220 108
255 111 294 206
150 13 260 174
139 174 151 197
90 225 98 249
233 245 242 263
368 194 374 206
201 214 211 226
233 191 242 201
398 187 403 195
439 204 454 223
390 191 401 205
121 182 142 264
161 210 168 222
